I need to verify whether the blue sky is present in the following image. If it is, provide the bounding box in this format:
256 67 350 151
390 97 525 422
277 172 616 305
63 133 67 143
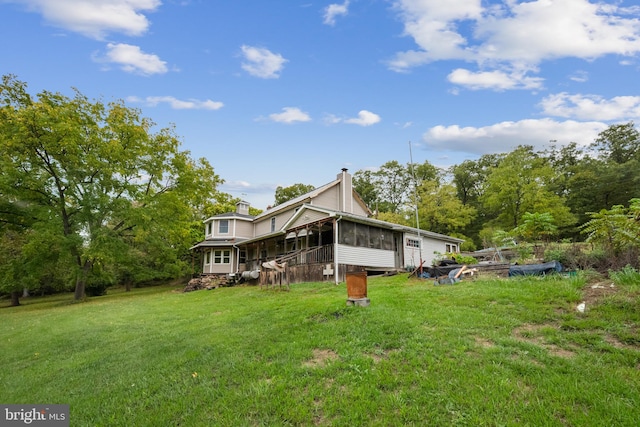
1 0 640 209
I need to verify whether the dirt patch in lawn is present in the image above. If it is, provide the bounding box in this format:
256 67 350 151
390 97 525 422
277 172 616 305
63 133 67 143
474 337 495 348
581 281 619 307
512 324 576 359
303 349 339 368
368 348 400 363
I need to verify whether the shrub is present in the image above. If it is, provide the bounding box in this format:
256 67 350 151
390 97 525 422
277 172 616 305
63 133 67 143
452 254 478 265
609 265 640 288
544 247 568 265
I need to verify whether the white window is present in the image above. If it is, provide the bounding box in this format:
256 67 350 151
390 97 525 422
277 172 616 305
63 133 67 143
406 238 420 248
205 251 211 264
270 217 276 232
446 244 458 253
206 222 212 235
214 250 231 264
219 219 229 234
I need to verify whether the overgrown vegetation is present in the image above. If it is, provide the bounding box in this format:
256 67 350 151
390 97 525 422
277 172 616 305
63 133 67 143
1 274 639 425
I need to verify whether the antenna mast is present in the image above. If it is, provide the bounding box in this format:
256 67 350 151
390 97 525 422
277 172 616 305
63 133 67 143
408 141 423 275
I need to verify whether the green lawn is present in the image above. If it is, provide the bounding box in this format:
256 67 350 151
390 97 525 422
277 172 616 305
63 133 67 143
1 273 639 426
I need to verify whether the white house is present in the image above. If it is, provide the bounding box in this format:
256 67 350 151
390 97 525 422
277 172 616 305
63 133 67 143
191 169 462 284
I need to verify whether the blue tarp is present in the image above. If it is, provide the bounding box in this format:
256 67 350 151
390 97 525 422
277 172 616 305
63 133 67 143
508 260 563 277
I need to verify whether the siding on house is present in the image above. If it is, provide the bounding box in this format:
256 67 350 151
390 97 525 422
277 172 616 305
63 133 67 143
288 209 330 229
234 220 253 238
350 200 369 217
336 244 396 268
202 248 235 274
312 186 339 211
402 232 460 269
254 209 296 236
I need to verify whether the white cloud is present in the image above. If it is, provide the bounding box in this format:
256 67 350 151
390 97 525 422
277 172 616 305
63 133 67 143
344 110 381 126
539 93 640 121
447 67 544 91
569 70 589 83
422 118 608 155
389 0 640 89
240 45 288 79
127 95 224 110
324 110 381 126
268 107 311 124
323 1 349 26
98 43 167 75
7 0 161 39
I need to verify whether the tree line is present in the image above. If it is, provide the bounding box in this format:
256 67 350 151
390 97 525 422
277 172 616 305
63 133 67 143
1 75 638 305
348 125 639 253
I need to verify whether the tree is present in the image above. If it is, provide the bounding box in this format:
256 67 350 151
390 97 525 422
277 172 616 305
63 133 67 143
513 212 558 256
481 145 575 230
352 170 378 211
374 161 411 213
581 199 640 253
409 160 441 187
591 122 640 164
274 183 315 206
451 154 503 246
415 181 476 236
515 212 558 243
0 75 221 300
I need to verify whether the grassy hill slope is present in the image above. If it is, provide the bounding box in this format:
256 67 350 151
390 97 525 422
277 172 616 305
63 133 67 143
1 273 639 426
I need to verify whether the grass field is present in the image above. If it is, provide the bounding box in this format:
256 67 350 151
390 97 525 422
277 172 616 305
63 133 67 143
1 273 639 426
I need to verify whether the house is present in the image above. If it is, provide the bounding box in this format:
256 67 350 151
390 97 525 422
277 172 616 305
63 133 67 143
190 169 463 284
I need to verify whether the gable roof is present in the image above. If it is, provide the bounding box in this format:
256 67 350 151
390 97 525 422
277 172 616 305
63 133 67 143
254 175 371 220
253 178 339 220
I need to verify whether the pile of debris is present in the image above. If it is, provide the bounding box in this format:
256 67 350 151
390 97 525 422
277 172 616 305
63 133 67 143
184 275 225 292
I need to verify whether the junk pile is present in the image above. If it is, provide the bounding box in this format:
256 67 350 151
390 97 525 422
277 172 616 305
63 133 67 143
184 275 229 292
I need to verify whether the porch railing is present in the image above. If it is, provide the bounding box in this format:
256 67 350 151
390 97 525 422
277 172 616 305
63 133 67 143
244 244 334 271
276 244 334 266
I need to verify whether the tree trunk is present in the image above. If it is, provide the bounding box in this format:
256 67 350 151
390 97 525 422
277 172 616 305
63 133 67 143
74 259 93 300
10 291 20 307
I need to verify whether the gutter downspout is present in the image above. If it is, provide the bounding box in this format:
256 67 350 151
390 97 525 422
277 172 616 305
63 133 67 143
334 215 341 285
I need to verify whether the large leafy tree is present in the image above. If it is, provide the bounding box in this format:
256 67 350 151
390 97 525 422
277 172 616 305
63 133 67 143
481 145 575 230
374 160 411 213
352 169 378 210
547 124 640 226
0 75 221 300
353 160 439 214
415 181 476 236
591 122 640 164
274 183 315 206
